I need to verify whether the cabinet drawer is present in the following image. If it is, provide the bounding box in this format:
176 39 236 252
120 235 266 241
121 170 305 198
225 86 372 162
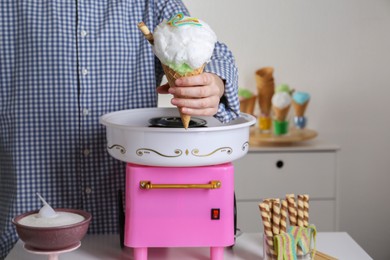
233 152 336 199
236 200 336 233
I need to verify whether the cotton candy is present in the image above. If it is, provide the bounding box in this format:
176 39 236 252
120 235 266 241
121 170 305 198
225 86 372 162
153 14 217 73
18 212 85 227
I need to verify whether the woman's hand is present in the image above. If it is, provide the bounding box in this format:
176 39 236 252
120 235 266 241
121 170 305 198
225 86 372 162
156 72 225 116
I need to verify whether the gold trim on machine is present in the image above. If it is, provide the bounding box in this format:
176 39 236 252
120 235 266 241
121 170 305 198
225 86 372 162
107 145 126 154
191 147 232 157
135 147 233 158
139 180 221 190
111 143 249 159
136 148 182 158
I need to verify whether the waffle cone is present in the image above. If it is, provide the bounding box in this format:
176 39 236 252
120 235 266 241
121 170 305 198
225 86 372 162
258 86 275 115
256 67 274 81
255 67 275 116
292 100 309 117
162 64 206 129
273 105 290 121
240 95 257 115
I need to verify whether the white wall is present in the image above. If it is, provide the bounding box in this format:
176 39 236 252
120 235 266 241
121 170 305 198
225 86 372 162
182 0 390 259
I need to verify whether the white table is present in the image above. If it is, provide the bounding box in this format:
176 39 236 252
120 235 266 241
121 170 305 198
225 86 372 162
6 232 372 260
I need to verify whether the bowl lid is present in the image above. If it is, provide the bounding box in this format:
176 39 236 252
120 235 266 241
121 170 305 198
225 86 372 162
100 108 256 132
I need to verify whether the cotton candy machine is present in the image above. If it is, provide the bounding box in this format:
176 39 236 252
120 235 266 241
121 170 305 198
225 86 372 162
100 108 255 260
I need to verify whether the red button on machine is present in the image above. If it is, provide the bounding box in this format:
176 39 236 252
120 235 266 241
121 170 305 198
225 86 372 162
211 208 220 220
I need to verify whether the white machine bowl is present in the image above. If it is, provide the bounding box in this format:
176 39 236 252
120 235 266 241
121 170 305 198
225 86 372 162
100 108 256 167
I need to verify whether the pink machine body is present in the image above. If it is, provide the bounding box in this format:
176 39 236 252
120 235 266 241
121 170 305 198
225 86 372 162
125 163 235 260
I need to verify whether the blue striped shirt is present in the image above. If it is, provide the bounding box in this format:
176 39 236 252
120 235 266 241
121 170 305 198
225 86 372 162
0 0 239 257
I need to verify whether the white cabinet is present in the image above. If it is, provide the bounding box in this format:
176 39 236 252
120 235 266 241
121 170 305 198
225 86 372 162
233 141 339 233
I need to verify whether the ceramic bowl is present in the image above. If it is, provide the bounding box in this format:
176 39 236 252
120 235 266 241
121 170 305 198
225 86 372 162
12 208 91 251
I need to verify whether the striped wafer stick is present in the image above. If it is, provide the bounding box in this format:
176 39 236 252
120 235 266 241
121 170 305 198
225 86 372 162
263 198 278 228
280 199 288 233
263 199 273 226
259 202 275 256
297 195 309 256
297 195 305 227
259 202 273 238
303 194 310 227
272 200 281 235
137 22 154 45
269 198 280 226
286 194 297 226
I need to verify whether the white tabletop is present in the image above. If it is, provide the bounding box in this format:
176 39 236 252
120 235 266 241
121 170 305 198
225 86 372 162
6 232 372 260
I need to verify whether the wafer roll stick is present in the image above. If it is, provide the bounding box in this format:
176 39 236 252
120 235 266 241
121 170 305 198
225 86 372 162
259 203 273 238
265 198 280 228
280 199 288 233
303 194 310 227
286 194 297 226
259 202 275 256
272 200 281 235
297 195 305 227
137 22 154 45
297 195 307 256
263 199 274 211
263 199 273 227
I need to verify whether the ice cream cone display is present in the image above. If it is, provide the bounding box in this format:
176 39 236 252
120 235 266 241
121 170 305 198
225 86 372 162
138 13 217 128
255 67 275 132
292 91 310 129
271 92 291 135
249 72 318 143
258 194 318 260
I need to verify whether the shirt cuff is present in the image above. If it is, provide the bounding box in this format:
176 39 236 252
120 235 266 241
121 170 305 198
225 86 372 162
205 42 240 123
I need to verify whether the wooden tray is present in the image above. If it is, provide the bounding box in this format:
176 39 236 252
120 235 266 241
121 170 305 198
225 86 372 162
249 128 318 146
314 250 338 260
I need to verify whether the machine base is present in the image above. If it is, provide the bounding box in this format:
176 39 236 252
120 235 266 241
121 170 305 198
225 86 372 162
132 246 225 260
124 163 235 259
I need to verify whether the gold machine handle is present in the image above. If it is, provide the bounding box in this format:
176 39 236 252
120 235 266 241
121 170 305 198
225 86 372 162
139 180 221 190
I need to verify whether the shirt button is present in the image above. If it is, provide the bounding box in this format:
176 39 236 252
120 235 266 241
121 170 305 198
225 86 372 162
80 30 87 37
82 68 88 76
83 108 90 116
85 187 92 194
83 149 90 156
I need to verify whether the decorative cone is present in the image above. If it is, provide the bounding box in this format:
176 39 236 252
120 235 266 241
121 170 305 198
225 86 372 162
292 100 309 117
273 106 290 121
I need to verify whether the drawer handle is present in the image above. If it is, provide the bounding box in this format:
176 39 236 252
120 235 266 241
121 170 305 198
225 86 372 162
139 180 221 190
276 160 284 168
